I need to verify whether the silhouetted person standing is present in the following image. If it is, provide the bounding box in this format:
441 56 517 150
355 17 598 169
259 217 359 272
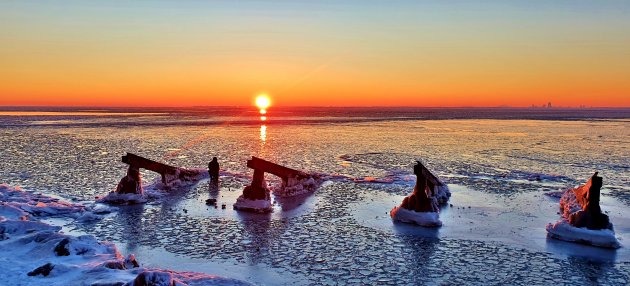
208 157 220 186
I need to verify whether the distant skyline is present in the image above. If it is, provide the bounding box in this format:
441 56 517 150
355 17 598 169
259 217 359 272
1 1 629 107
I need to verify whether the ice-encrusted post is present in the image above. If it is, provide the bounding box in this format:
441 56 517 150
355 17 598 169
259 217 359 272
120 153 200 187
115 166 143 194
567 172 609 229
101 153 207 204
390 161 449 227
546 172 620 248
234 156 306 212
208 157 220 187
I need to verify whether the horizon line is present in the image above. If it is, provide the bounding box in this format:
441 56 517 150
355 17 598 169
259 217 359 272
1 105 630 109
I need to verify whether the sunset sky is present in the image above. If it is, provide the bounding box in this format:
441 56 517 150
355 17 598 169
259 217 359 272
1 1 629 107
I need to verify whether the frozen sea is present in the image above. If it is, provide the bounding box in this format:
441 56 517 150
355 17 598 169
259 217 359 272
1 107 630 285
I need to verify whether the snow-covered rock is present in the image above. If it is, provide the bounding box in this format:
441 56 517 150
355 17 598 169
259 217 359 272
390 206 442 227
546 220 620 249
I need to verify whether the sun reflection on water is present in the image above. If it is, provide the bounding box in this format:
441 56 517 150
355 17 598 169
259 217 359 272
260 125 267 142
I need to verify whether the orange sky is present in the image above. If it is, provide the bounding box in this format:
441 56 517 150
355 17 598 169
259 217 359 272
1 1 629 107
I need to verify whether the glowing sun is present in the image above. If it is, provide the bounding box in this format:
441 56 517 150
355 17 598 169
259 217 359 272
255 94 271 110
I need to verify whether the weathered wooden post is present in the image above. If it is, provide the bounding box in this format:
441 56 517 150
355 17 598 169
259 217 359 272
115 166 143 194
390 161 449 227
563 172 610 230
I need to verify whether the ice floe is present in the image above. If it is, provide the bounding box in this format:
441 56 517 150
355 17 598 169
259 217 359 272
546 220 620 249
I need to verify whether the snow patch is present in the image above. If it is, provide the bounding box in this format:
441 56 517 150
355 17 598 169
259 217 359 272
0 184 251 285
0 184 110 223
0 184 84 217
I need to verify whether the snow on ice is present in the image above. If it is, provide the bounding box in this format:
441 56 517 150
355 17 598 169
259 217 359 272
0 184 250 286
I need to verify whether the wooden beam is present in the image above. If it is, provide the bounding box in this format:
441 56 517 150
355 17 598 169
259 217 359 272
122 153 178 176
246 156 304 181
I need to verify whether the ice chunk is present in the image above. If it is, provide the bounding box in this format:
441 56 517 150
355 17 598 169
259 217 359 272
390 206 442 227
273 174 324 197
546 220 620 249
0 220 61 239
128 271 178 286
233 196 273 213
0 184 84 217
97 192 149 205
0 204 30 221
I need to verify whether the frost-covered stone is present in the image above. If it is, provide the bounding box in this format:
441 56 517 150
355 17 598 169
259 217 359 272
115 166 144 195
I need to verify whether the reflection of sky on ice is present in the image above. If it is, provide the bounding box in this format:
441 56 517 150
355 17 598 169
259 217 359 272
1 114 629 284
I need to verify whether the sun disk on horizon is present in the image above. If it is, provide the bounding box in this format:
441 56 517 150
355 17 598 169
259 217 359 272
255 94 271 109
